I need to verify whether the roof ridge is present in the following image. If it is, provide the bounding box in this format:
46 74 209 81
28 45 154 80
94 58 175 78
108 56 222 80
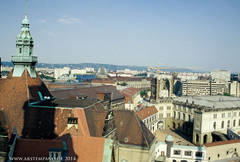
134 112 150 148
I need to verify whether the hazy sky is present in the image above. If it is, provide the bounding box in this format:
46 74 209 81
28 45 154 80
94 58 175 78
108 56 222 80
0 0 240 72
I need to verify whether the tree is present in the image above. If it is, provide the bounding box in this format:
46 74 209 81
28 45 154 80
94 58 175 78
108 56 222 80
140 90 147 97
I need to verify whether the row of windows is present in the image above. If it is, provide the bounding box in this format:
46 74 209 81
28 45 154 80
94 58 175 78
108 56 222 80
143 115 157 125
213 119 240 129
213 112 240 119
159 106 172 110
173 150 203 158
174 111 192 121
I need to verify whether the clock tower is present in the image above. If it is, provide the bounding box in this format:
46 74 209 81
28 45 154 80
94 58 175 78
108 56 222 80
12 15 37 78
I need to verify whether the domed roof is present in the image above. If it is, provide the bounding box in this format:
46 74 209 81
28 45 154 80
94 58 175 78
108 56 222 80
165 135 174 142
22 15 30 25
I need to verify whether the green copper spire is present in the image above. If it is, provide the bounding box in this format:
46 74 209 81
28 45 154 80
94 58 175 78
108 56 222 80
12 15 38 78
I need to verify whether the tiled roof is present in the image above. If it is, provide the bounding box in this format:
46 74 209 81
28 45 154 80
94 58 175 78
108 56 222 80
61 135 108 162
121 87 140 97
136 106 158 120
84 105 108 137
13 138 65 162
13 135 111 162
0 70 52 136
83 108 155 148
91 79 115 84
113 110 155 148
204 139 240 147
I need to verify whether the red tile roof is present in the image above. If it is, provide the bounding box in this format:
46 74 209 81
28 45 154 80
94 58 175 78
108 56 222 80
136 106 158 120
204 139 240 147
121 87 140 97
13 135 107 162
0 70 52 136
91 78 115 84
13 138 65 162
64 135 106 162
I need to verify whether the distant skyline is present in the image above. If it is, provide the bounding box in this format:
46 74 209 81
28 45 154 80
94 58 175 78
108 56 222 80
0 0 240 72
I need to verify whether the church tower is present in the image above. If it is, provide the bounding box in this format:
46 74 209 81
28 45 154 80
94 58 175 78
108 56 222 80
11 15 37 78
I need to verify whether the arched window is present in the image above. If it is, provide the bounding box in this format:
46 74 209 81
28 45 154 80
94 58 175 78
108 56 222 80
196 134 199 143
221 121 224 128
173 160 177 162
213 122 216 130
204 134 208 144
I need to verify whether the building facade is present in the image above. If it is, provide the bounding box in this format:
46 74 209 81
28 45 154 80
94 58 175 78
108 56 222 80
182 80 226 96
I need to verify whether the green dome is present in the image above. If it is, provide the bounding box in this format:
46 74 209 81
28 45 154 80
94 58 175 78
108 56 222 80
165 135 174 142
22 15 30 25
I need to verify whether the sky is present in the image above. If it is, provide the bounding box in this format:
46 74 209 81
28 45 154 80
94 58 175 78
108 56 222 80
0 0 240 72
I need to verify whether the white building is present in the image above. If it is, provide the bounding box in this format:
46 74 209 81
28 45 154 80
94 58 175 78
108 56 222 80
136 106 159 133
211 70 231 83
155 135 207 162
54 67 70 79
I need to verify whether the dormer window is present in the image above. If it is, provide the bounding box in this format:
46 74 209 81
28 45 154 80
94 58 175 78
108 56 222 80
49 151 62 162
67 117 78 129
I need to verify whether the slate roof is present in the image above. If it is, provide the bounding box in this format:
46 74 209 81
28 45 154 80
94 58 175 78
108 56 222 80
174 96 240 109
51 85 124 101
136 106 158 120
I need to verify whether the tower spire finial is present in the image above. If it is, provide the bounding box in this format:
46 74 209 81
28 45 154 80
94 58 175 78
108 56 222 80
25 0 28 17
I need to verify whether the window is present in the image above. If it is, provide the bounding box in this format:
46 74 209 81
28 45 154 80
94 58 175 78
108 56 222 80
228 113 231 117
159 113 163 118
213 114 217 119
167 113 171 118
167 106 171 110
228 120 230 128
173 160 177 162
239 119 240 126
159 106 163 110
184 151 192 156
221 121 224 128
213 122 216 130
233 112 237 117
68 117 78 124
173 150 181 155
233 120 236 127
188 115 191 121
222 113 225 118
183 113 186 120
195 152 203 157
19 48 22 53
174 111 176 118
178 112 181 119
161 151 164 156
